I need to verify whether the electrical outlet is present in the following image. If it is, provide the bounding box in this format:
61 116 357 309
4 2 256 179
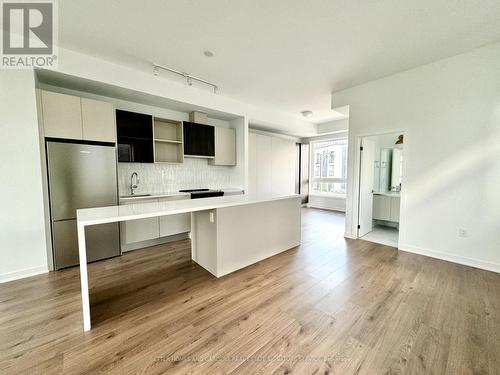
209 212 215 223
458 228 468 238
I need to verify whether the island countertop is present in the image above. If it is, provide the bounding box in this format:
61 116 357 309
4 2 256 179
76 193 301 332
77 193 300 226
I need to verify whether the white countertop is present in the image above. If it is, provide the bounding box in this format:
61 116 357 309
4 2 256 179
78 193 300 226
119 192 190 201
373 191 401 198
119 188 245 201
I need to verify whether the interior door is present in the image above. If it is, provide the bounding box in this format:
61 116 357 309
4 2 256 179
358 138 375 237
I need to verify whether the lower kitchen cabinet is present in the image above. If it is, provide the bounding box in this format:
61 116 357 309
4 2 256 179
120 196 191 248
121 217 160 244
159 213 190 237
120 198 160 244
158 196 190 237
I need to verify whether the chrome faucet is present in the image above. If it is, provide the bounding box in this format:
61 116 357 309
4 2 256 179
130 172 139 195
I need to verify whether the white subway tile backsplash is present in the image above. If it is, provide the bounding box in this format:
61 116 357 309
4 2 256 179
118 158 239 196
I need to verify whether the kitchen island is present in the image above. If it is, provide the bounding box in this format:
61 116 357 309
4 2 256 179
76 194 301 331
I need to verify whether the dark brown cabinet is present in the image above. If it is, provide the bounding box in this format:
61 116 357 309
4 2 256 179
116 110 154 163
183 122 215 157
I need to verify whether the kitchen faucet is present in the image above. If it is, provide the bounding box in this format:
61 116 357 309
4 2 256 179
130 172 139 195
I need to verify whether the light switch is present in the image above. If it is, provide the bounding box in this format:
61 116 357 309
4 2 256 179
209 212 215 223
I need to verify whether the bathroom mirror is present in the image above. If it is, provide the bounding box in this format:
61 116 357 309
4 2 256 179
391 148 403 191
373 148 403 192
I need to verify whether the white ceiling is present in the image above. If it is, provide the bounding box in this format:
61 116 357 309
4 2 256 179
59 0 500 124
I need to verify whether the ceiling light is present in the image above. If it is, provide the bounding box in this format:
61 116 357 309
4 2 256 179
301 110 313 118
152 63 219 94
203 50 215 57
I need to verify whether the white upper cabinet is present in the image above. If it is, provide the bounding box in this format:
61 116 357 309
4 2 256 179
41 91 83 140
210 127 236 166
81 98 116 142
41 90 115 143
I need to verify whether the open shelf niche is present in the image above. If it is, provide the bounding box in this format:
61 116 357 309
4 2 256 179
153 117 184 163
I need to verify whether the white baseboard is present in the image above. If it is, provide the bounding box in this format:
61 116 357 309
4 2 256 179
0 265 48 284
344 232 357 239
306 203 346 212
398 243 500 274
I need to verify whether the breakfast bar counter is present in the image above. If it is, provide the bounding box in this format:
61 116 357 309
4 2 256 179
76 194 301 331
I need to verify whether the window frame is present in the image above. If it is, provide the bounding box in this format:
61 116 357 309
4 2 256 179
309 137 348 198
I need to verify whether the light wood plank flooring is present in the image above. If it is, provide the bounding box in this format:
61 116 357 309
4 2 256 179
1 208 500 374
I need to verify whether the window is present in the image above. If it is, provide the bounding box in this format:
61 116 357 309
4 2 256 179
311 138 348 195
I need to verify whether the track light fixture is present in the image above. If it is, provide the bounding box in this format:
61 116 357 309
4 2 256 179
152 63 219 94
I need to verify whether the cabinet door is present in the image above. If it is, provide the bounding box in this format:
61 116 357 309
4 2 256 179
120 199 159 244
211 127 236 165
157 196 191 237
248 133 257 194
373 195 391 221
121 218 159 244
42 91 82 139
271 137 296 195
390 197 401 222
159 214 191 237
81 98 116 142
256 134 272 195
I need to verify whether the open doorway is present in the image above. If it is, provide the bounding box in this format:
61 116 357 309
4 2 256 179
357 132 404 247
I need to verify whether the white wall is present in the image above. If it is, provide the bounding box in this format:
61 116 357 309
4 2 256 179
248 131 296 196
316 118 349 135
0 71 48 282
334 42 500 272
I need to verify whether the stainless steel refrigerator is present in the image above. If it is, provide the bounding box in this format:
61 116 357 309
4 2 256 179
47 141 120 269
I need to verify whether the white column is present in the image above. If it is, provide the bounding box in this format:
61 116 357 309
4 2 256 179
77 223 91 331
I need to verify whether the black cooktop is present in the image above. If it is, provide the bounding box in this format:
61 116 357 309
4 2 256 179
179 189 224 199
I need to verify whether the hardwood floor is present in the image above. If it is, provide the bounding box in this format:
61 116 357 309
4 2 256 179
1 208 500 374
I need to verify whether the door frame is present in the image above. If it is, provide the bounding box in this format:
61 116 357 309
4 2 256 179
353 130 407 248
